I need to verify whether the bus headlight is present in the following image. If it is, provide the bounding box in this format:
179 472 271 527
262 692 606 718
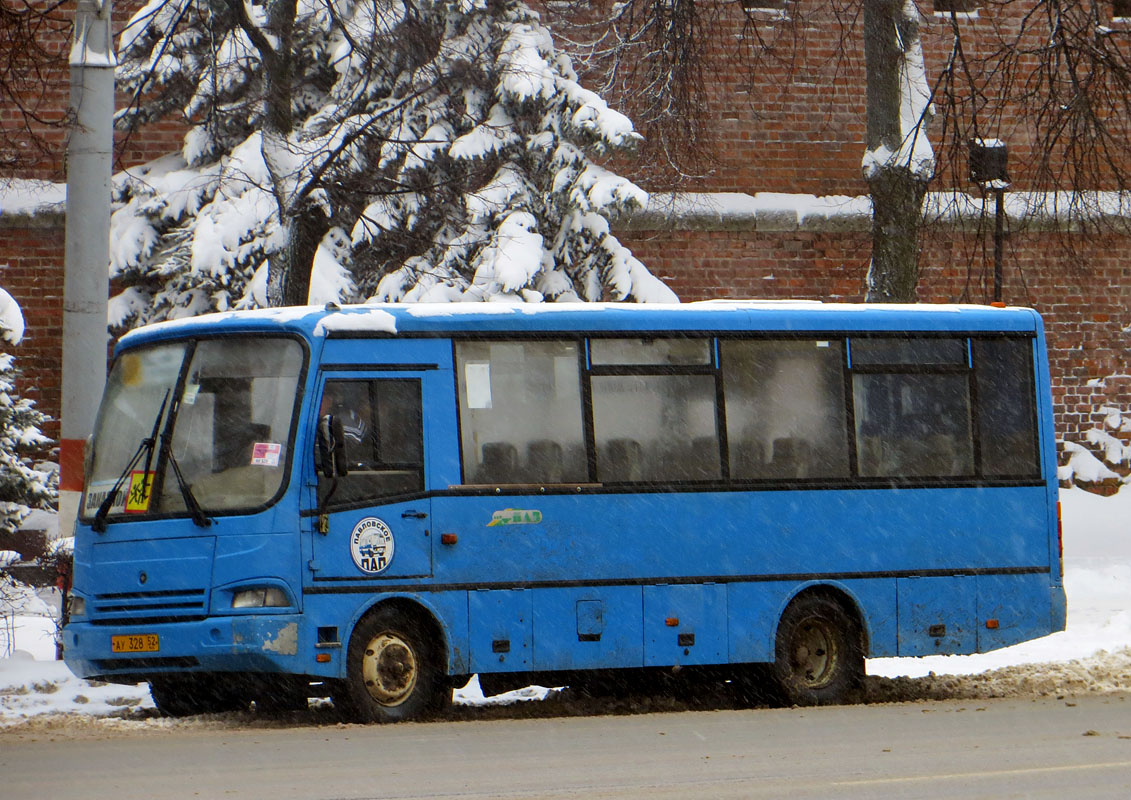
68 595 86 617
231 587 290 608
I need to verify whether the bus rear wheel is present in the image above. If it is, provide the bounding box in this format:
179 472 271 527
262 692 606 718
771 595 863 706
337 607 446 723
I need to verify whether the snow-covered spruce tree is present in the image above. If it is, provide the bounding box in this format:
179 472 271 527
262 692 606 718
109 0 675 328
0 289 55 539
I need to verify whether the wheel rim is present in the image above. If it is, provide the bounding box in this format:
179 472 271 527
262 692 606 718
789 618 838 689
360 631 418 706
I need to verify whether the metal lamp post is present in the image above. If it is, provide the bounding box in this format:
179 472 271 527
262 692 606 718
969 139 1009 303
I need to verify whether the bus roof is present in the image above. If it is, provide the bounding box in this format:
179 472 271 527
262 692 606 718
117 301 1043 351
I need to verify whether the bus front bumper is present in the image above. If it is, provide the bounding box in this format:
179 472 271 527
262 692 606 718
61 615 328 683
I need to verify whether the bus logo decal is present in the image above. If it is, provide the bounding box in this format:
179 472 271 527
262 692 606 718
488 509 543 527
350 517 395 574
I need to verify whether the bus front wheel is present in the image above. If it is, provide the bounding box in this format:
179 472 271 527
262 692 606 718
337 607 446 723
149 675 248 717
771 595 863 706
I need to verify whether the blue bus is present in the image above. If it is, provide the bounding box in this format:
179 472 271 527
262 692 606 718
63 302 1066 719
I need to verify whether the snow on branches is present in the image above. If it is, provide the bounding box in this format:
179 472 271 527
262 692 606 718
109 0 674 329
0 289 55 538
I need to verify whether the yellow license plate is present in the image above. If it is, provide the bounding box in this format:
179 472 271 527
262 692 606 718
111 633 160 653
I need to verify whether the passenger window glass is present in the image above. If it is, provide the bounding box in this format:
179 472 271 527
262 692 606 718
853 373 974 478
455 341 587 484
590 338 711 366
852 338 967 366
721 340 850 480
974 339 1040 477
318 378 424 506
591 374 720 482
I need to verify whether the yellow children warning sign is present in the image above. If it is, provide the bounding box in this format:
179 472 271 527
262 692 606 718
125 471 155 513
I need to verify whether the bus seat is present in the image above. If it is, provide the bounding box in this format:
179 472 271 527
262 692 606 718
603 438 642 482
476 442 519 483
729 438 767 479
563 444 588 481
686 436 721 480
526 439 563 482
770 437 810 479
921 433 959 476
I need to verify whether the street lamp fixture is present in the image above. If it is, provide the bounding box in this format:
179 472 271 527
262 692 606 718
969 139 1009 304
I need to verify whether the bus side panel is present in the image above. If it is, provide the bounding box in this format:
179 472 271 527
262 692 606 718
976 573 1053 652
896 576 977 656
532 586 644 671
468 589 532 674
726 581 793 663
642 584 727 667
434 487 1051 586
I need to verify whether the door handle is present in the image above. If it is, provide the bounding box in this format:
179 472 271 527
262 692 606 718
402 510 427 519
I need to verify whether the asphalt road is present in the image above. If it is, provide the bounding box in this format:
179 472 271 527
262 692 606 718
3 694 1130 800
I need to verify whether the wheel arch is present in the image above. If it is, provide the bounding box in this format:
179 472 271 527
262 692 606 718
774 581 870 655
343 594 451 679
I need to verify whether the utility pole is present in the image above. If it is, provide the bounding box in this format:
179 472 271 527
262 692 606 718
60 0 114 539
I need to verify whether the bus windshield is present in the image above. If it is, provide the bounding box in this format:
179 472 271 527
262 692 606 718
82 336 305 520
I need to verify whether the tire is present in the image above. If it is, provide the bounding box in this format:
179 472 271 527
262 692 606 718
771 595 863 706
149 675 249 717
336 607 447 723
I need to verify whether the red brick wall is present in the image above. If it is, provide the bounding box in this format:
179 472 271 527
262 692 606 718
0 216 65 441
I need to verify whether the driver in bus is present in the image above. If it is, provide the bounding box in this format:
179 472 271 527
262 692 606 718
320 383 377 468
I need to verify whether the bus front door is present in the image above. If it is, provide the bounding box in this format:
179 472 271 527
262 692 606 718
307 374 434 582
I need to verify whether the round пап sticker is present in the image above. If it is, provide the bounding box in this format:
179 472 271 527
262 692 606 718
349 517 395 574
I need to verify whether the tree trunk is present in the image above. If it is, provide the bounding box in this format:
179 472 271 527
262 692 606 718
862 0 930 303
234 0 327 309
865 167 927 301
265 208 329 307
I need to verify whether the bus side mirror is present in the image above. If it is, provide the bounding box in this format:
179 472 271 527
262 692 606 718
316 414 349 478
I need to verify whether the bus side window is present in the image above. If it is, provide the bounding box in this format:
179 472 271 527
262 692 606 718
721 339 849 481
974 338 1040 477
591 373 720 483
455 341 587 485
851 338 974 479
317 378 424 506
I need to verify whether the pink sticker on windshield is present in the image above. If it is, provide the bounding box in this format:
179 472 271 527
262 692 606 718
251 442 282 467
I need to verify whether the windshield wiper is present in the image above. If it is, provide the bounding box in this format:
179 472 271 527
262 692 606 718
159 435 212 528
91 390 169 533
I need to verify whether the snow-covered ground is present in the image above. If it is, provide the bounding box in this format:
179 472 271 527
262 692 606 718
2 487 1128 725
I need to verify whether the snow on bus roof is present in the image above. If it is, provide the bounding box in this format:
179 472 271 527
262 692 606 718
118 300 1036 347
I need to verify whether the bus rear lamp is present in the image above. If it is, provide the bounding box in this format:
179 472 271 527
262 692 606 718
316 653 332 663
231 587 289 608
